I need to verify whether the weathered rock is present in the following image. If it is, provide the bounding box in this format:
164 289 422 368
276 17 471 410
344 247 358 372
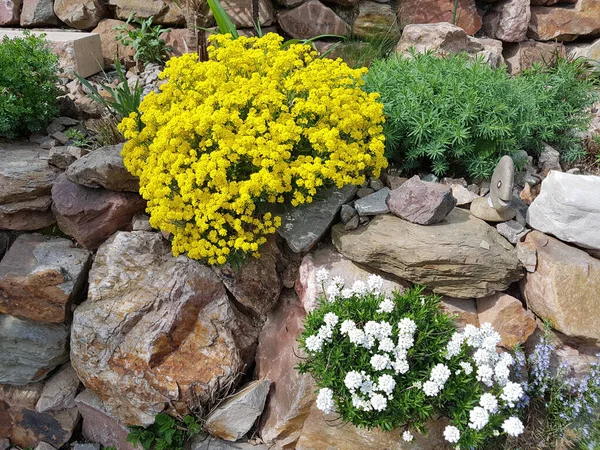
332 208 523 298
132 214 152 231
0 314 69 385
340 204 357 224
54 0 107 30
36 364 81 413
189 436 268 450
214 237 282 315
0 437 8 450
538 143 562 175
205 380 271 441
353 1 398 38
71 231 259 426
0 383 79 448
20 0 58 26
528 5 600 41
51 174 145 250
0 197 55 231
386 175 456 225
107 0 184 25
451 184 479 206
277 185 357 253
0 0 21 25
48 146 86 169
73 443 100 450
521 231 600 343
397 0 482 35
35 443 57 450
567 37 600 64
0 233 91 323
66 144 138 192
91 19 136 65
355 187 390 216
527 171 600 251
482 0 530 42
356 186 375 198
395 22 471 55
75 390 136 450
470 197 516 222
496 220 526 244
477 293 536 348
221 0 274 27
503 40 565 74
440 297 479 330
516 239 537 272
278 0 351 39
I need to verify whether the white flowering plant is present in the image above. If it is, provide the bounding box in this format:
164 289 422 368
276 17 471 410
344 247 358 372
297 272 527 449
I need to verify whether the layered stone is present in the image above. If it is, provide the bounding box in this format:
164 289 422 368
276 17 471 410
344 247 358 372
477 293 536 348
278 0 351 39
54 0 107 30
397 0 482 35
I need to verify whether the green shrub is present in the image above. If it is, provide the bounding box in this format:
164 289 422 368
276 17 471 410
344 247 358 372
127 413 201 450
0 32 60 138
116 14 171 66
363 52 598 178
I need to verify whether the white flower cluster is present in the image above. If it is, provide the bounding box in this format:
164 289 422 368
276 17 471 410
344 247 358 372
305 312 339 353
318 269 385 302
422 363 451 396
316 388 335 414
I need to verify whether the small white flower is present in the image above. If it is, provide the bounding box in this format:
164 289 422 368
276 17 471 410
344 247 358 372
500 381 524 408
331 276 344 287
430 363 451 387
396 333 415 350
341 288 354 299
325 283 341 301
468 406 489 430
316 268 329 284
348 328 366 346
459 361 473 375
316 388 335 414
494 362 511 387
378 321 393 339
376 374 396 396
364 321 381 337
323 312 339 328
423 380 440 396
340 319 356 335
377 297 395 314
344 371 363 391
398 318 417 336
370 392 387 411
444 425 461 443
502 417 524 437
476 364 494 388
351 280 368 296
412 380 423 389
360 377 374 395
305 335 323 353
393 358 410 374
493 430 500 437
367 274 384 293
445 332 466 359
479 393 499 413
317 325 333 341
370 353 391 371
402 430 414 442
352 393 372 411
379 337 395 353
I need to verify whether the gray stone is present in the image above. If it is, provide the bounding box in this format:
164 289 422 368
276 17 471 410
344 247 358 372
34 443 57 450
451 184 479 206
0 196 56 231
441 177 467 187
421 173 438 183
516 239 537 272
538 143 561 174
496 220 526 244
277 185 357 253
54 0 107 30
52 131 69 145
0 437 9 450
131 213 152 231
48 146 85 169
470 197 516 222
0 314 69 385
278 0 350 39
340 204 357 224
205 380 271 441
386 175 456 225
344 215 359 230
40 136 58 150
36 363 81 413
369 177 386 191
482 0 530 42
73 443 101 450
189 436 268 450
490 155 515 211
527 171 600 251
66 143 139 192
20 0 58 26
0 0 21 26
354 187 390 216
356 187 375 198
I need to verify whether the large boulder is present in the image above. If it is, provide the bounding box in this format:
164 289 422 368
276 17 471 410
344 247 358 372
521 231 600 343
278 0 351 39
528 4 600 41
353 1 398 38
0 197 55 231
482 0 530 42
51 174 146 250
567 37 600 64
54 0 107 30
71 231 260 426
503 40 565 74
107 0 185 25
476 293 536 348
0 234 91 323
332 208 523 298
221 0 274 27
397 0 482 35
91 19 136 65
0 0 21 25
527 171 600 251
20 0 59 26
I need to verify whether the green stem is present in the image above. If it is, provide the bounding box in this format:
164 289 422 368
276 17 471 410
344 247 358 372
452 0 459 25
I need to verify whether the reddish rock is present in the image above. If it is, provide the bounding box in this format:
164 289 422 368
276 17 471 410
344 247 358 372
0 197 55 231
20 0 59 26
162 28 190 57
397 0 482 35
0 0 21 25
482 0 530 42
222 0 274 27
440 297 480 330
531 0 575 4
0 233 91 324
477 293 536 348
278 0 350 39
353 1 398 38
54 0 107 30
107 0 184 25
91 19 136 65
51 174 146 250
503 40 565 74
528 5 600 41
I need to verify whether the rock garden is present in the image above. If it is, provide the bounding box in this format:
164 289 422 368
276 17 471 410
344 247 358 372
1 0 600 449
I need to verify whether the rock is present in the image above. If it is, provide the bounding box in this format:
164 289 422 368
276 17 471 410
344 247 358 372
132 214 152 231
477 293 536 348
332 208 523 298
205 380 271 441
20 0 58 26
71 231 259 426
214 237 282 315
521 231 600 343
397 0 482 35
395 22 472 55
295 244 408 312
567 37 600 64
340 204 357 224
421 173 439 183
0 437 8 450
36 364 81 413
386 175 456 225
189 436 268 450
278 0 351 39
441 177 467 187
440 297 479 330
73 443 101 450
75 390 136 450
0 383 79 448
384 174 408 190
516 239 537 272
528 5 600 41
0 233 91 323
496 220 526 244
482 0 530 42
276 185 357 253
66 144 139 192
538 143 562 175
0 197 55 231
519 183 540 206
451 184 479 206
0 314 69 385
503 40 565 74
354 187 390 216
39 136 58 150
35 443 57 450
51 174 146 250
91 19 136 65
222 0 274 27
345 215 359 230
356 187 375 198
54 0 107 30
107 0 184 24
527 171 600 251
470 197 516 222
353 1 398 38
49 146 85 169
0 0 21 25
490 155 515 212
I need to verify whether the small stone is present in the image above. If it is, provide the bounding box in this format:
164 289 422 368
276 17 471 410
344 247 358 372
73 443 101 450
0 438 9 450
441 177 467 187
354 187 390 216
40 137 58 150
538 143 561 175
20 0 58 26
567 168 581 175
52 131 69 145
340 204 357 224
384 174 407 190
344 214 360 231
359 216 370 225
451 184 479 206
470 197 516 222
278 0 350 39
516 240 537 272
131 213 152 231
467 184 479 194
34 443 57 450
356 187 375 198
519 183 540 205
46 119 65 135
48 146 79 169
480 181 491 197
440 297 479 330
496 220 525 244
369 177 385 191
477 293 536 348
36 363 81 413
421 173 438 183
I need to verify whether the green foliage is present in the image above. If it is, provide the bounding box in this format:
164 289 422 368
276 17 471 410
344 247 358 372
127 413 201 450
87 115 125 148
0 31 60 138
116 14 172 65
207 0 239 38
65 128 89 147
364 52 598 178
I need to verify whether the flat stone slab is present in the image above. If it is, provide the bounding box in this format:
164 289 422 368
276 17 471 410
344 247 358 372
0 29 104 78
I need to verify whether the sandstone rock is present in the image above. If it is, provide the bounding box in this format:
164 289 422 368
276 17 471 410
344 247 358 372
567 37 600 64
0 383 79 448
71 231 259 426
470 197 516 222
189 436 268 450
503 40 565 74
395 22 472 55
295 244 408 312
477 293 536 348
52 174 145 250
0 197 55 231
54 0 107 29
355 187 391 216
386 175 456 225
440 297 479 330
397 0 482 35
278 0 351 39
66 143 138 192
0 314 69 385
527 171 600 251
482 0 530 42
36 364 81 413
20 0 58 26
162 28 194 57
91 19 136 65
132 214 152 231
516 239 537 272
529 5 600 41
0 233 91 323
0 0 21 25
451 184 479 206
222 0 274 27
0 232 9 262
383 174 408 190
496 220 526 244
531 0 576 4
521 231 600 343
332 208 523 298
276 185 357 253
35 443 57 450
75 390 136 450
48 146 85 169
205 380 271 441
107 0 184 24
353 1 398 38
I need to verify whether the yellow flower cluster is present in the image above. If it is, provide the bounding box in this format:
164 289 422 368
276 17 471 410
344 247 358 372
119 33 387 265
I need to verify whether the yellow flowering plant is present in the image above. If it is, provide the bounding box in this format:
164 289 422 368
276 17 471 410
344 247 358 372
119 33 387 265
